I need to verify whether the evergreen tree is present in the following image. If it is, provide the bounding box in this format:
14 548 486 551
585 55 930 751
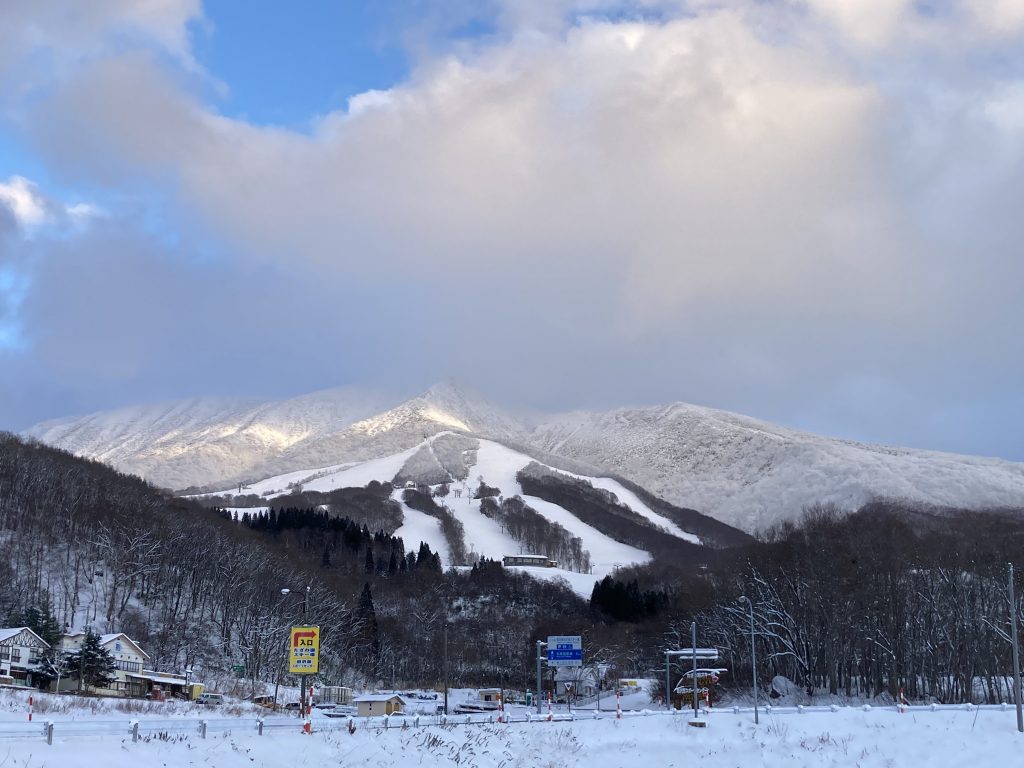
356 583 380 665
66 630 117 691
7 595 63 649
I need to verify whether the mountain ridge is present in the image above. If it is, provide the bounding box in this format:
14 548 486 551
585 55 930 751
23 382 1024 532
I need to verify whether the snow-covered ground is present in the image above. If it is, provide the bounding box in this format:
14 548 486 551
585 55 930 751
1 685 1021 768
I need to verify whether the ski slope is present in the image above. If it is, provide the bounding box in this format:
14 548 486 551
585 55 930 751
211 437 679 595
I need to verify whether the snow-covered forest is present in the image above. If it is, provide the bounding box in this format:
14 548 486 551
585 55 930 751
2 432 1024 705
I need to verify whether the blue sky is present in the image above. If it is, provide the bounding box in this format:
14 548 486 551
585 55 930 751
191 2 410 128
1 0 1024 462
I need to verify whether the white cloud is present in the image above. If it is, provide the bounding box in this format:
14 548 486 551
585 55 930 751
0 176 48 229
3 1 1024 457
970 0 1024 37
0 0 201 62
0 176 102 234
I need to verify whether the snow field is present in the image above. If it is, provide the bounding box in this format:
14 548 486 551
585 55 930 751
392 489 452 565
464 440 652 571
577 475 701 544
1 703 1021 767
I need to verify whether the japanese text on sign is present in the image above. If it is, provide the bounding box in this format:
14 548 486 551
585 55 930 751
288 625 320 675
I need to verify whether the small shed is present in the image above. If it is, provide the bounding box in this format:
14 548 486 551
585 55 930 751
353 693 407 717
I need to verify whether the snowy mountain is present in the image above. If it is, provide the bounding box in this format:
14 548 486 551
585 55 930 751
23 382 1024 533
24 387 392 492
528 403 1024 532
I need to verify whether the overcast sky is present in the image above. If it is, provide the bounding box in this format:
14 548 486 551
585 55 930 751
1 0 1023 460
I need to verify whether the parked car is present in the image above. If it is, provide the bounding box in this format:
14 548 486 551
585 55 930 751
197 693 225 706
283 701 302 711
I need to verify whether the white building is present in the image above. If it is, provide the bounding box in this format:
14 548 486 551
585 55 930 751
61 632 151 697
554 666 602 698
0 627 50 686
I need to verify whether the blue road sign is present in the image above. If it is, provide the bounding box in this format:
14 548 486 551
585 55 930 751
547 635 583 667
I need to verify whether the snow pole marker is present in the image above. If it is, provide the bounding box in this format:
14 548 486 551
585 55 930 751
303 685 313 733
28 695 32 722
616 691 622 720
547 692 553 722
498 693 504 724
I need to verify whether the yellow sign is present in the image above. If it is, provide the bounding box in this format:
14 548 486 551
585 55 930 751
288 625 320 675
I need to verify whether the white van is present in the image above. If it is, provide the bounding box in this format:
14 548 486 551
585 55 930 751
197 693 225 706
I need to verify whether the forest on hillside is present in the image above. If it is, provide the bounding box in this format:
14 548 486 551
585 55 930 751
3 432 1024 704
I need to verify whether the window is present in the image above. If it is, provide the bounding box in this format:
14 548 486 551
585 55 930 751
11 649 21 662
116 660 141 673
0 648 9 660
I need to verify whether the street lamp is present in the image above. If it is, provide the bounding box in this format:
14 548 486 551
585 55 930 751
281 586 313 719
535 640 547 714
280 586 310 617
738 596 758 724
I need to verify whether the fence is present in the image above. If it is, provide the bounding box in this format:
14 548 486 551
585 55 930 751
1 701 1019 746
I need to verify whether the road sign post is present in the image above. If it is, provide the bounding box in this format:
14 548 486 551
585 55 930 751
289 625 320 727
535 640 547 714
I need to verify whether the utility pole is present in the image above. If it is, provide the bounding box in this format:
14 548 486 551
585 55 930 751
1010 564 1023 733
665 650 671 711
691 622 699 719
443 622 449 715
301 586 310 719
739 595 758 724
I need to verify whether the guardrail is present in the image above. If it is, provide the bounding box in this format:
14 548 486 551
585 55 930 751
5 701 1019 746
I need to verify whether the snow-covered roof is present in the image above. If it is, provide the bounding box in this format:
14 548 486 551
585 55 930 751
0 627 50 648
0 628 24 643
99 633 151 659
353 694 407 704
65 632 150 659
127 672 194 686
554 667 598 682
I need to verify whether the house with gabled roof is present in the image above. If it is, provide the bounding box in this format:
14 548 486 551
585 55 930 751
0 627 50 686
61 632 151 697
